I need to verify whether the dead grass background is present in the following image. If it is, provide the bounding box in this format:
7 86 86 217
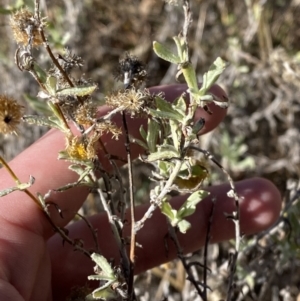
1 0 300 300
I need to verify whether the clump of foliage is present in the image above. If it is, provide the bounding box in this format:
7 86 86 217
3 0 298 300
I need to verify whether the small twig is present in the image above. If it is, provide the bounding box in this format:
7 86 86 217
98 106 126 122
91 171 131 279
97 138 127 219
202 197 216 300
226 249 239 301
121 111 136 299
167 222 205 299
43 210 91 257
76 212 100 253
184 145 241 300
0 156 43 207
182 0 192 62
34 0 74 88
109 159 127 221
0 156 21 184
52 102 71 131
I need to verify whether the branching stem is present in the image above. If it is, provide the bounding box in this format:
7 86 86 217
34 0 74 88
134 160 183 233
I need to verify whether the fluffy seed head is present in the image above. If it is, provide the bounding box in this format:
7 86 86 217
0 95 24 135
74 101 97 126
106 88 153 116
10 8 43 46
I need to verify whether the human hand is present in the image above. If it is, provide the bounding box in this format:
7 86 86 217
0 84 281 301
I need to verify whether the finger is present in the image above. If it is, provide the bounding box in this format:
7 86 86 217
48 177 281 300
0 84 227 237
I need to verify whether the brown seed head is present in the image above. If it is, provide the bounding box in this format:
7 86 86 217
74 101 97 126
10 8 44 46
94 121 122 140
116 54 147 88
0 95 24 135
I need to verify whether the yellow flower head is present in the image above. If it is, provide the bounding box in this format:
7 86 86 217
66 133 101 161
10 8 44 46
0 95 24 135
66 136 91 161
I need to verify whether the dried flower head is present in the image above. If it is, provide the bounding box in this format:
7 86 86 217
0 95 24 135
10 8 44 46
94 121 122 140
74 101 97 126
106 88 153 116
57 48 84 73
66 135 97 161
116 54 147 88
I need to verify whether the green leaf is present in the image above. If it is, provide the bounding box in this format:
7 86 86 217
170 119 180 151
88 286 116 300
88 274 115 282
160 190 208 234
161 201 177 221
0 176 34 197
186 189 209 205
155 96 183 116
173 36 187 62
23 94 52 115
199 57 227 96
66 164 94 186
181 62 199 92
158 161 172 177
90 253 115 279
0 186 22 197
87 253 118 300
53 181 89 192
153 41 181 64
33 63 48 84
56 84 97 97
139 125 147 141
178 190 209 219
130 136 148 150
23 115 63 130
147 118 159 152
177 219 191 233
174 96 187 114
45 76 57 96
146 145 179 162
148 96 185 121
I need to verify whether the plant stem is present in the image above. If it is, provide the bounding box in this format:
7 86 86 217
134 159 183 233
34 0 74 89
121 111 136 299
0 156 20 184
